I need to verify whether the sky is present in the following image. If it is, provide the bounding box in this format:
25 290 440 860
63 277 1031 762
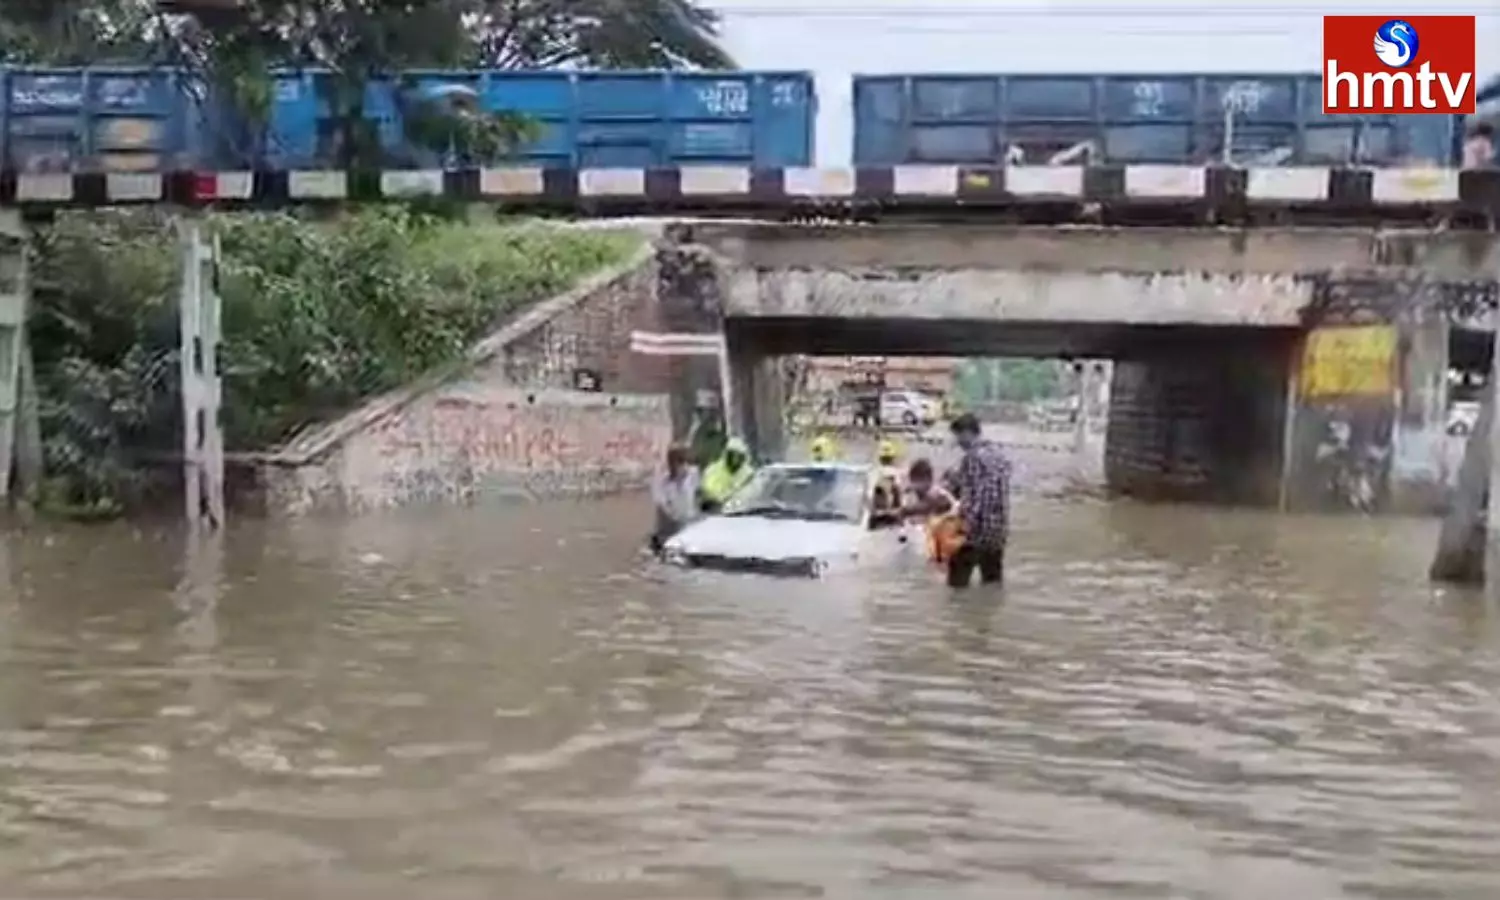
706 0 1499 163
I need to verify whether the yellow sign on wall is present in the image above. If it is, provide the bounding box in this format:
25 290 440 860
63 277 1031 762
1300 325 1397 398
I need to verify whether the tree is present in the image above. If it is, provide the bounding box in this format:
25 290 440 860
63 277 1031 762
954 359 1064 406
471 0 733 69
0 0 163 63
3 0 733 69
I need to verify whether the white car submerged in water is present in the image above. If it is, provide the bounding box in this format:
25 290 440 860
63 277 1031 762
660 462 901 577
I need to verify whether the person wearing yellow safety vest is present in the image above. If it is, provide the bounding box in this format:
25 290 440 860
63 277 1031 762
699 437 755 513
808 434 837 462
871 438 904 526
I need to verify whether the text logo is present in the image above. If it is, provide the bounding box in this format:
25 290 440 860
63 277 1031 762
1323 15 1475 114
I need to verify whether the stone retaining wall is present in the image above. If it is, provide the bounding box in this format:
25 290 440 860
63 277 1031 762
254 241 671 514
264 387 666 514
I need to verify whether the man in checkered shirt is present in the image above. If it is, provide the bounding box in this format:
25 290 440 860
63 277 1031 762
944 413 1011 587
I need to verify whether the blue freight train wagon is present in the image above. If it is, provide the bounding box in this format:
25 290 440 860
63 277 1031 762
0 67 202 174
1 66 817 173
853 73 1462 168
255 69 816 170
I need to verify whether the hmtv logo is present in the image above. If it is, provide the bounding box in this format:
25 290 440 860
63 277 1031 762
1323 15 1475 114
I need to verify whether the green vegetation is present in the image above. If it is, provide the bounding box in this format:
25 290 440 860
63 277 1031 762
28 209 639 517
953 359 1065 406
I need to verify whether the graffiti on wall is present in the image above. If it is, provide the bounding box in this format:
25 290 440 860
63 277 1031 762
1289 400 1395 513
1293 273 1497 513
375 394 664 471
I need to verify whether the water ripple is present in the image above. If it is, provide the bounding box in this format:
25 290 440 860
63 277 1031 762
0 480 1499 896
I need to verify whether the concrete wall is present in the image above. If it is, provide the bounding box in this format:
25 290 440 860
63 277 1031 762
257 244 672 515
266 387 667 513
1280 277 1497 515
488 244 668 394
1106 319 1458 515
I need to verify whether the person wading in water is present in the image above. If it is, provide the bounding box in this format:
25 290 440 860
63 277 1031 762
900 457 962 563
649 445 699 554
698 437 754 513
945 413 1011 587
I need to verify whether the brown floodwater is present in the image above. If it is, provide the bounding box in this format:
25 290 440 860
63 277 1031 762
1 436 1498 899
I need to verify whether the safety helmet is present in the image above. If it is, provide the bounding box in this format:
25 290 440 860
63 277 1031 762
809 434 835 461
876 439 899 463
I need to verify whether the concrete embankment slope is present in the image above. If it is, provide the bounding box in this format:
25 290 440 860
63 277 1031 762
252 240 671 515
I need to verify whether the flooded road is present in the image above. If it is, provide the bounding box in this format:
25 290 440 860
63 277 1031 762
2 436 1500 898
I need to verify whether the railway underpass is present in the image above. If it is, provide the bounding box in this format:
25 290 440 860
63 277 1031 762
658 221 1500 515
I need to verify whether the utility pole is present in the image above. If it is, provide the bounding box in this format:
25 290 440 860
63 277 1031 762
178 219 225 530
0 212 26 509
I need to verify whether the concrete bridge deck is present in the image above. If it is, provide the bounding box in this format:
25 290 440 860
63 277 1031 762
691 223 1499 330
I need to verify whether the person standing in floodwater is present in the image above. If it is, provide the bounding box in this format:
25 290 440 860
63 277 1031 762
945 413 1011 587
689 403 728 468
649 445 699 554
699 437 754 513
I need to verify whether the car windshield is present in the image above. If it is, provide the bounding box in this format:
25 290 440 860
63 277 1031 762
720 466 867 523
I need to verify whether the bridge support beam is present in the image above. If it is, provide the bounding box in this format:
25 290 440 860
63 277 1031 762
724 329 785 463
1105 342 1291 506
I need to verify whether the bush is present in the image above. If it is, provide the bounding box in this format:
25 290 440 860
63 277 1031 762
26 208 640 516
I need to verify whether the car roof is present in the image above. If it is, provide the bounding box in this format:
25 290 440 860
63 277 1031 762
762 461 872 473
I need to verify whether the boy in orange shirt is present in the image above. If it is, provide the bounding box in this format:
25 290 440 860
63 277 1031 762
901 458 963 564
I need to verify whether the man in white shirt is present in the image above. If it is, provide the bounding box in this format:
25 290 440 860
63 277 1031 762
649 445 699 554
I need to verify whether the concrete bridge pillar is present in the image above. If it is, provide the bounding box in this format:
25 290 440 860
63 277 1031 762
1104 337 1292 505
724 329 785 462
1103 312 1470 515
655 227 732 441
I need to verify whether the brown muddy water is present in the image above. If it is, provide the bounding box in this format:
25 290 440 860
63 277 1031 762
1 435 1499 899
